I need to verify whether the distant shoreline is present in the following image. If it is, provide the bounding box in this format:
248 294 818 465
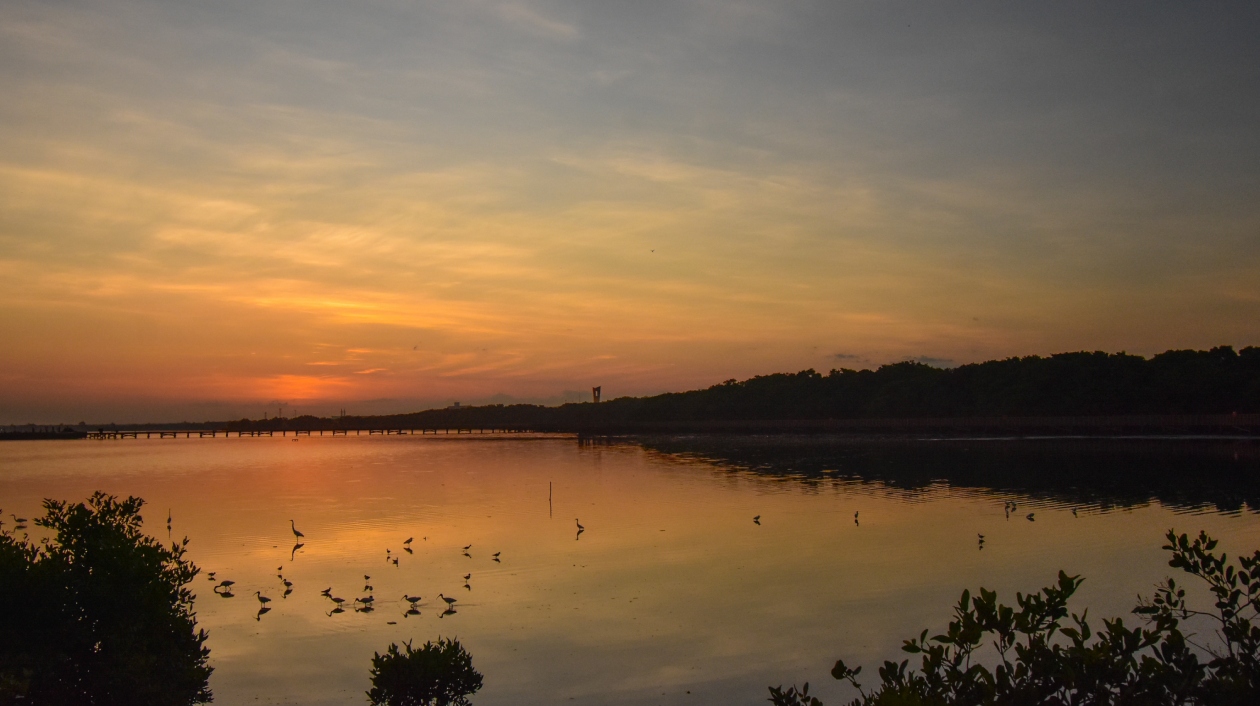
5 413 1258 440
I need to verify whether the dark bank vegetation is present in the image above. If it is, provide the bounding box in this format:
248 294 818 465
224 346 1260 433
368 637 483 706
769 530 1260 706
0 493 211 706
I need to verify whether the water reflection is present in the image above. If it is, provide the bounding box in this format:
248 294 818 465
638 436 1260 513
2 435 1259 704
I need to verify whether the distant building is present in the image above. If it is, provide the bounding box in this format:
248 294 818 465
592 386 601 403
448 402 462 409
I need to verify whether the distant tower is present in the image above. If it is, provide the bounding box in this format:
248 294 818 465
592 386 601 403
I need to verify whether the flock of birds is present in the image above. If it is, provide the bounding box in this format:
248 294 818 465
2 498 1087 626
204 520 505 622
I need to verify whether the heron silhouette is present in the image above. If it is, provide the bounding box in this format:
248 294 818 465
290 520 304 540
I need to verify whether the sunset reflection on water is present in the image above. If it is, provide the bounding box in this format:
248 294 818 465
2 435 1259 705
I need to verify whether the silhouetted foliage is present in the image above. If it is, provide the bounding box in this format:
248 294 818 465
223 346 1260 434
367 637 483 706
0 492 211 705
770 529 1260 706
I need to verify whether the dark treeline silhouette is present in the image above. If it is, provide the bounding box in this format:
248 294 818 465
218 346 1260 435
637 436 1260 513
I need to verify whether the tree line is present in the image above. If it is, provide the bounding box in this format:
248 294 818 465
228 346 1260 432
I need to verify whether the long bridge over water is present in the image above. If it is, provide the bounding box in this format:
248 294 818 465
85 427 533 440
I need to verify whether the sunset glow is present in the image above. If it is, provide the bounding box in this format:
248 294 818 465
3 2 1258 423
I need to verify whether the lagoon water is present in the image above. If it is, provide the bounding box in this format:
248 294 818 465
2 435 1259 705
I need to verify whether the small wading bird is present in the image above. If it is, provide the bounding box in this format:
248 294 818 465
463 544 472 551
321 587 332 597
493 551 501 559
290 520 304 541
1026 513 1035 522
391 557 399 566
575 519 584 531
329 597 346 609
753 515 761 524
438 593 457 609
404 537 413 545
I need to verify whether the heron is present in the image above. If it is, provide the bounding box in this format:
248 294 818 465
290 520 304 540
11 514 26 524
575 519 584 531
438 593 457 608
255 591 271 606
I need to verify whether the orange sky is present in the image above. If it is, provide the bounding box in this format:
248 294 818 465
2 2 1258 423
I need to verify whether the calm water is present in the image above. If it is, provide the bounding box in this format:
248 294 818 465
2 435 1259 705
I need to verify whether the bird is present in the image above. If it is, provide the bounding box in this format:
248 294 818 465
216 580 235 593
364 583 374 592
404 537 413 545
403 594 422 605
208 571 217 580
320 587 332 597
11 514 27 524
364 574 371 581
438 593 457 608
978 534 985 541
167 509 172 525
575 519 584 531
493 551 501 559
330 597 347 608
463 544 472 551
753 515 761 524
290 520 304 540
281 578 293 589
1072 508 1078 517
1026 513 1035 522
391 557 399 566
386 548 391 555
463 573 471 581
355 595 375 606
255 591 271 606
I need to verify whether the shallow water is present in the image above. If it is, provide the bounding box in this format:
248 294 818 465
2 435 1259 705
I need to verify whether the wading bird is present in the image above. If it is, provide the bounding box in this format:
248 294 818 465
403 594 422 605
355 595 375 607
1026 513 1035 522
11 514 27 524
215 580 235 593
321 587 332 597
753 515 760 524
330 597 346 608
290 520 304 541
404 537 413 545
493 551 501 559
438 593 457 609
575 519 584 531
255 591 271 606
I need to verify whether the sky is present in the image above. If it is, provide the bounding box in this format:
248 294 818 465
2 1 1259 424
